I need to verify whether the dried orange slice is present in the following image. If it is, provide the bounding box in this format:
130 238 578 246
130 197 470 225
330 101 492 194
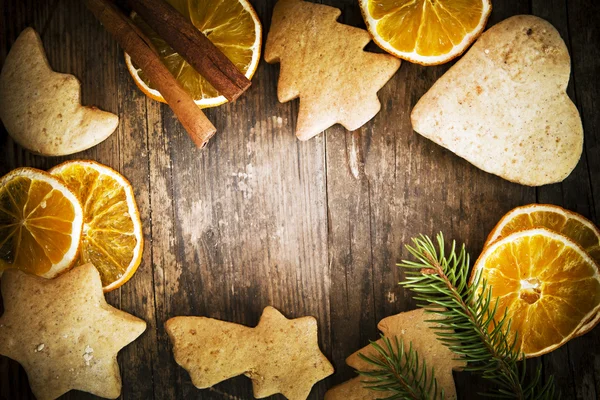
0 168 83 278
485 204 600 335
359 0 492 65
125 0 262 107
472 228 600 357
486 204 600 263
49 161 143 292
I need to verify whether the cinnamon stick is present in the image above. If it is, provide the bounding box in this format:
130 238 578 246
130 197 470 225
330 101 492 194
129 0 251 102
84 0 216 148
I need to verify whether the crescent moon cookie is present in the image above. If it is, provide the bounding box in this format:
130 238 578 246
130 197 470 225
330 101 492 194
0 28 118 156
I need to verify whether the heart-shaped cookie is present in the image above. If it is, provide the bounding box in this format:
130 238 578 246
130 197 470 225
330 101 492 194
411 15 582 186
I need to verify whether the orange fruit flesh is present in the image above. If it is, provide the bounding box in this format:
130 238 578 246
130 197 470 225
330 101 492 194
53 164 138 287
0 177 76 275
131 0 258 102
498 210 600 264
370 0 485 57
482 233 600 355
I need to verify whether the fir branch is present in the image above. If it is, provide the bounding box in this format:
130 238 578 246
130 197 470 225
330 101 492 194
398 233 556 400
357 335 443 400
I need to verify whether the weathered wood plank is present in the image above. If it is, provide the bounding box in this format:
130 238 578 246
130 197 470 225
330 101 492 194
159 0 330 397
566 0 600 226
0 1 82 398
320 0 534 397
529 1 595 398
144 99 183 400
318 0 383 386
565 0 600 397
2 0 600 399
112 33 156 400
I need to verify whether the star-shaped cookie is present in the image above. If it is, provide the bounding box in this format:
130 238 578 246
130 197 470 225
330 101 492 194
166 306 333 400
325 308 465 400
0 263 146 400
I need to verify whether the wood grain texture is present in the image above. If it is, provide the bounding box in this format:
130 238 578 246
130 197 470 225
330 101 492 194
530 1 586 398
1 0 599 399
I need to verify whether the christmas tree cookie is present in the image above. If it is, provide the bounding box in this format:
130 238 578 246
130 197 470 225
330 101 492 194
265 0 400 140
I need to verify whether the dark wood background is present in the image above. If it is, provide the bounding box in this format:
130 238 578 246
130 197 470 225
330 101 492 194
1 0 599 399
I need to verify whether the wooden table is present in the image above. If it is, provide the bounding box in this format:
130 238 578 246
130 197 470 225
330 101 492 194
1 0 599 399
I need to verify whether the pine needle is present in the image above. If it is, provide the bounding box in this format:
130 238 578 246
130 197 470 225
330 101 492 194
357 336 443 400
356 233 558 400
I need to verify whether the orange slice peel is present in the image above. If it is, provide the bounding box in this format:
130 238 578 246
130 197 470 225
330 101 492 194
486 204 600 335
359 0 492 65
50 161 143 292
0 168 83 278
472 228 600 357
486 204 600 263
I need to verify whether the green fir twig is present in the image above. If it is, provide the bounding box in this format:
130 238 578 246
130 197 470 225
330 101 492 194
356 233 557 400
399 233 556 399
357 335 443 400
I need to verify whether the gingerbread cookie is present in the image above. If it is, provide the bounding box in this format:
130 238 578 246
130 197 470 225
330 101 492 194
325 308 465 400
165 306 333 400
411 16 582 186
0 28 118 156
265 0 400 140
0 263 146 399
